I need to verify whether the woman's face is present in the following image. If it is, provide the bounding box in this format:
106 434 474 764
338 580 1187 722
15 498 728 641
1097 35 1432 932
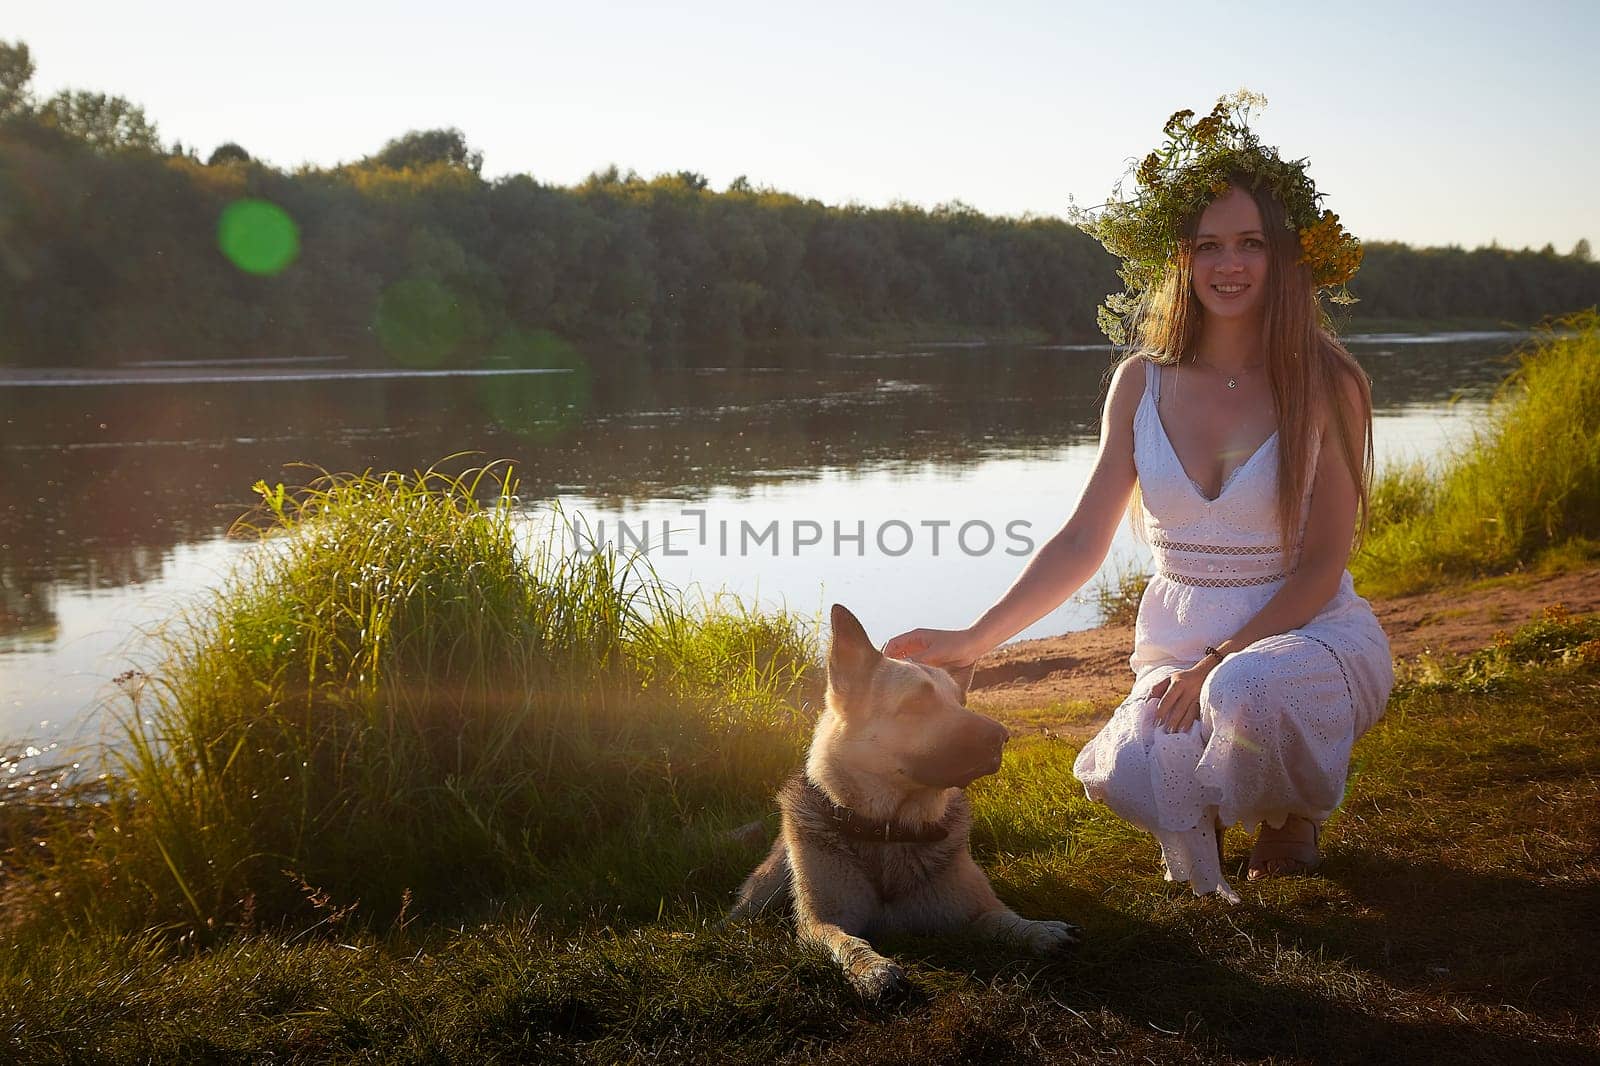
1190 185 1270 322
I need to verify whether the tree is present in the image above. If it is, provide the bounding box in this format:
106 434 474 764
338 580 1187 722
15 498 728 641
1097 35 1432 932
1572 238 1592 263
579 164 639 190
0 39 34 118
207 141 252 165
37 90 161 153
367 127 482 173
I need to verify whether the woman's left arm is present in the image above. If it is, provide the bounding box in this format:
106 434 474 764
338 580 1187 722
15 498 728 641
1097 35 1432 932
1153 372 1365 733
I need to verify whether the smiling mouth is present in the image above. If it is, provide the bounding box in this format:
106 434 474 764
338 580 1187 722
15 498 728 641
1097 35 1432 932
1213 283 1249 295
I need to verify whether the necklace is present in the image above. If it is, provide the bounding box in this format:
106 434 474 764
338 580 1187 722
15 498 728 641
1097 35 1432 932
1192 357 1265 390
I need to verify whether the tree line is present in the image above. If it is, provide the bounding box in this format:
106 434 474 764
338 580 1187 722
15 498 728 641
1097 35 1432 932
1 39 1596 368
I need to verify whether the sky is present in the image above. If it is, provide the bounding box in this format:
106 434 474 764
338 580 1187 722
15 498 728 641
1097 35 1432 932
10 0 1598 251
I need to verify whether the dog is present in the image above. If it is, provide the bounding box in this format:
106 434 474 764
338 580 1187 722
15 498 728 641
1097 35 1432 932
728 603 1081 1001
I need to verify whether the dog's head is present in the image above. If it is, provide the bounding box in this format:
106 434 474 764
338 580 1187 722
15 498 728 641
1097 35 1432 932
815 603 1009 790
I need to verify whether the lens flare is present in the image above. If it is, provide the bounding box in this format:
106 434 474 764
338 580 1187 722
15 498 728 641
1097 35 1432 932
478 328 590 439
373 279 466 367
217 199 299 276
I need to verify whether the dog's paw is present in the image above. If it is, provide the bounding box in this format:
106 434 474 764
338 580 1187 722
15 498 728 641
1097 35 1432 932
850 959 911 1004
1017 918 1083 955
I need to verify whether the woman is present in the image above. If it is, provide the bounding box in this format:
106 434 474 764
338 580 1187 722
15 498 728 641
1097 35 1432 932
883 94 1393 900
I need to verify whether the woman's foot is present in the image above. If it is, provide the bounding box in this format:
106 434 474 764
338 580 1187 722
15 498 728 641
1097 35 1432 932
1247 815 1320 880
1158 816 1228 884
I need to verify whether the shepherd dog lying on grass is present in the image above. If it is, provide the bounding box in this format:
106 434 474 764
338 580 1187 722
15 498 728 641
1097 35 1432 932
728 604 1081 1002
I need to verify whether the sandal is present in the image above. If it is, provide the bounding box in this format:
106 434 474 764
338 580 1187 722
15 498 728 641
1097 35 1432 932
1246 815 1321 881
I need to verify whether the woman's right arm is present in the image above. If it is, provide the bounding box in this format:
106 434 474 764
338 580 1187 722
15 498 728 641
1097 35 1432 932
883 356 1145 667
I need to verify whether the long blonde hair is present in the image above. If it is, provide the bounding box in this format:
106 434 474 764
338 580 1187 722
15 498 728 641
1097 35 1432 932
1122 173 1374 551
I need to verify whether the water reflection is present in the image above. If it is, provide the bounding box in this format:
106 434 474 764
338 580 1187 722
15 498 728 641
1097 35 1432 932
0 332 1526 739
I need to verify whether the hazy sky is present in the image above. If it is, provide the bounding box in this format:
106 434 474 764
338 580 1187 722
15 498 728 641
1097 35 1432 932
11 1 1598 250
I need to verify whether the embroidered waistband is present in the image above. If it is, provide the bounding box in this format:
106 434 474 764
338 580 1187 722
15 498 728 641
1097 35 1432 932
1151 536 1289 586
1157 570 1287 588
1151 537 1281 556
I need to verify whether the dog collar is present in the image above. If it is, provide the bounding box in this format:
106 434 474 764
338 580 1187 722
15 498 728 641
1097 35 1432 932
806 780 951 844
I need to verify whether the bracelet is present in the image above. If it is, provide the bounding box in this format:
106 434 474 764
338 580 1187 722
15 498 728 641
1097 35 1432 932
1202 645 1225 663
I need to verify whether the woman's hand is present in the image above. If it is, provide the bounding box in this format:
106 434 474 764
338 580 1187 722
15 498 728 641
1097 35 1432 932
1150 654 1222 734
882 627 982 669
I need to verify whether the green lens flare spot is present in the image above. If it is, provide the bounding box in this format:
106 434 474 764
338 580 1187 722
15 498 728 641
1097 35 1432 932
479 328 591 439
374 278 466 367
217 199 300 276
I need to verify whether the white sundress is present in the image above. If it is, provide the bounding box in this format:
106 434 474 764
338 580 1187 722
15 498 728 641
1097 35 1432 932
1072 360 1394 902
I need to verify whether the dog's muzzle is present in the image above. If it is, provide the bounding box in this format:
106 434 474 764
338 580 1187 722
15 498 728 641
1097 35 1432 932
906 715 1011 788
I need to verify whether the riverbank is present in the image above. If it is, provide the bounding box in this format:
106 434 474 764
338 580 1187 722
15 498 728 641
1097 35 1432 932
970 562 1600 729
1336 314 1532 336
6 601 1596 1063
0 322 1532 387
0 363 577 387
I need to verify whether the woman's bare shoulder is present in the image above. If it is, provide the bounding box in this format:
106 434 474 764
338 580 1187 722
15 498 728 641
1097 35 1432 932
1106 352 1153 410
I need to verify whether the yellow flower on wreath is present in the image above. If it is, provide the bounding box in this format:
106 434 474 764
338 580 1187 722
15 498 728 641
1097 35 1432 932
1299 210 1363 287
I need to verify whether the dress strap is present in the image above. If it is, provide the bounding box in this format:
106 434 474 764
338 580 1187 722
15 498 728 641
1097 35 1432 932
1144 358 1160 402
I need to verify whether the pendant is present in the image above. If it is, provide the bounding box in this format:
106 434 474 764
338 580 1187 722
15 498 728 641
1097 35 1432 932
1227 378 1238 389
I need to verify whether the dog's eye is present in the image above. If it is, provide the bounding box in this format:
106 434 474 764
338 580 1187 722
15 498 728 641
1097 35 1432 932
895 685 940 717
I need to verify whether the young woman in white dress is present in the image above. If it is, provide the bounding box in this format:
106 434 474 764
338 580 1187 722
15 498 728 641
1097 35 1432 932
883 106 1393 900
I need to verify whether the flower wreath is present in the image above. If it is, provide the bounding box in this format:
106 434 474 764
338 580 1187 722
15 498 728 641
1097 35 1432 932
1071 90 1362 344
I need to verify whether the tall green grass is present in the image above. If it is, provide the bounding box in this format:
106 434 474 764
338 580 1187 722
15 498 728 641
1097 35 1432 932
5 461 817 936
1353 309 1600 597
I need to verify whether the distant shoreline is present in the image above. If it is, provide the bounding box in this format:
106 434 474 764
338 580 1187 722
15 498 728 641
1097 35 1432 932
0 325 1538 389
0 366 575 388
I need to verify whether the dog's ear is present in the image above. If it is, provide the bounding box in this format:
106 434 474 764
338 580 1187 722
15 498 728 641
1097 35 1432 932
944 661 975 705
828 603 881 701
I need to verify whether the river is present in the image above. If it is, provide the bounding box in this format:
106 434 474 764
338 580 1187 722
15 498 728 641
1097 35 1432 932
0 331 1525 748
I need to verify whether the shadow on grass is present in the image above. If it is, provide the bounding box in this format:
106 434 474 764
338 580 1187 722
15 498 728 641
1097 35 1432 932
844 869 1598 1066
1273 851 1600 1018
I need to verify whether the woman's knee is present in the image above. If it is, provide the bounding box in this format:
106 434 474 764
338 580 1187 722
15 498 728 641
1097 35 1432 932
1200 653 1276 735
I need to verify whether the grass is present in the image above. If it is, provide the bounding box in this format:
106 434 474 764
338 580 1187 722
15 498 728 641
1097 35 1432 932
975 697 1106 736
1 460 819 938
3 609 1596 1063
1353 309 1600 597
1394 601 1600 692
1086 557 1151 627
